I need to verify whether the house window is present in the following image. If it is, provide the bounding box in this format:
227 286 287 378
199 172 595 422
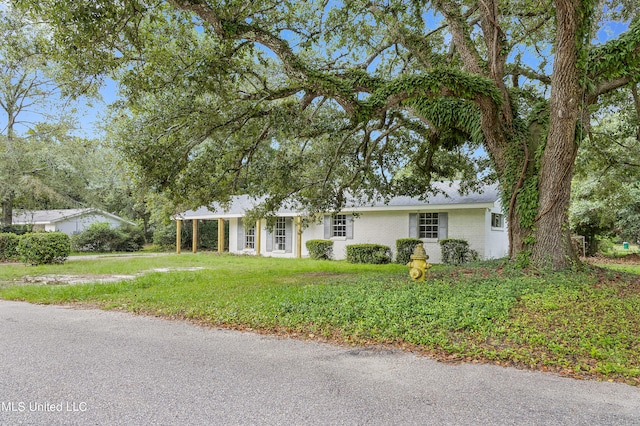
491 213 504 228
419 213 439 239
274 217 286 251
245 226 256 249
332 215 347 237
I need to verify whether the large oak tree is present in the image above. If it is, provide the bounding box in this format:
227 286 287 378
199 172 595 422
18 0 640 269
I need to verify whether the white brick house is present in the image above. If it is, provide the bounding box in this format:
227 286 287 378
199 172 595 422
176 182 509 263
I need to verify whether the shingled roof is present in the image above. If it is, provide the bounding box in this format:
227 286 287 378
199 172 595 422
12 209 134 225
176 182 501 220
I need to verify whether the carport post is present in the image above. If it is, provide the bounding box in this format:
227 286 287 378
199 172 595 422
296 216 302 259
255 220 261 256
176 220 182 254
192 220 198 253
217 218 225 254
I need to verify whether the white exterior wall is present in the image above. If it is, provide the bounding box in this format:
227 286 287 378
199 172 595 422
229 218 303 258
302 211 408 261
224 207 509 263
303 208 494 263
484 204 509 259
446 209 487 261
54 214 124 235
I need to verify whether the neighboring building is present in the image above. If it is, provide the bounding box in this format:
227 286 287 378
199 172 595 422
176 182 509 263
12 209 135 236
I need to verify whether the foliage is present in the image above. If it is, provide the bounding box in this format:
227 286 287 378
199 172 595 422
1 255 639 383
395 238 424 265
17 232 70 265
14 0 640 269
305 239 334 260
346 244 392 264
439 239 478 265
71 222 144 253
0 6 97 227
152 222 178 251
0 225 30 235
0 232 20 261
570 84 640 252
117 224 146 252
153 220 226 251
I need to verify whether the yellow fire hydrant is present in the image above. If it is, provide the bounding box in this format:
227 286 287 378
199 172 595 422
407 243 432 281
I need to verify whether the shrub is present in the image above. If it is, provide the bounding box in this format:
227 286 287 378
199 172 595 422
395 238 424 265
0 233 20 261
0 225 30 235
152 222 177 251
18 232 71 265
117 224 146 252
72 222 145 252
440 238 478 264
306 239 334 260
72 223 124 252
346 244 392 264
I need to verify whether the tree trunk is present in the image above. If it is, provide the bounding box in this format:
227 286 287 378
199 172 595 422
480 0 585 270
529 0 583 269
1 192 13 229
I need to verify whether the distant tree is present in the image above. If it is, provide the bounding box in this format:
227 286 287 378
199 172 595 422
0 5 97 226
570 83 640 253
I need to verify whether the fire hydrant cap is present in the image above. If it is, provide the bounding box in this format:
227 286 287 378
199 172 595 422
410 243 428 260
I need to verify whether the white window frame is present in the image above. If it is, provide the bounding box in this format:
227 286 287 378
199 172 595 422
491 213 504 229
331 214 347 237
418 212 439 239
245 226 256 249
274 217 286 251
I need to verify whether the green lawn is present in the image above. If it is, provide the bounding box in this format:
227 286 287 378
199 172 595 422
1 253 639 385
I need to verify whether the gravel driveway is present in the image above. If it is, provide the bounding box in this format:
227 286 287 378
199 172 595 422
1 300 639 425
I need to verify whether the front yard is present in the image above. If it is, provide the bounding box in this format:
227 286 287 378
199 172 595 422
1 253 639 385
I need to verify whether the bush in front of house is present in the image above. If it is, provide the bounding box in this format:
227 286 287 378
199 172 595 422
306 239 334 260
18 232 71 265
395 238 424 265
72 222 143 252
439 238 478 264
346 244 392 264
0 233 20 261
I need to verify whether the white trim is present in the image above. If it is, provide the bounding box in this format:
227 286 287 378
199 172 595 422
176 202 497 221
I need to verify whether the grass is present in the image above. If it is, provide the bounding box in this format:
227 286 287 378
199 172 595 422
1 253 639 385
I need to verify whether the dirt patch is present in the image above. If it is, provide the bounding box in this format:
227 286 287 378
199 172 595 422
7 267 206 287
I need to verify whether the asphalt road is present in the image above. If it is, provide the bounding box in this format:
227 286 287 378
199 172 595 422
1 300 639 425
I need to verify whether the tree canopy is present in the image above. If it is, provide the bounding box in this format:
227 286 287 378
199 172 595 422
570 82 640 252
15 0 640 268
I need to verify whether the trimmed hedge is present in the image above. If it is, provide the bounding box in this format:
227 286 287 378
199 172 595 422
395 238 424 265
306 239 334 260
18 232 71 265
346 244 392 264
0 233 20 261
439 238 478 264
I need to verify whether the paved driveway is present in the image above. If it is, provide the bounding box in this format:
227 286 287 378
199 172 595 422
1 300 639 425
